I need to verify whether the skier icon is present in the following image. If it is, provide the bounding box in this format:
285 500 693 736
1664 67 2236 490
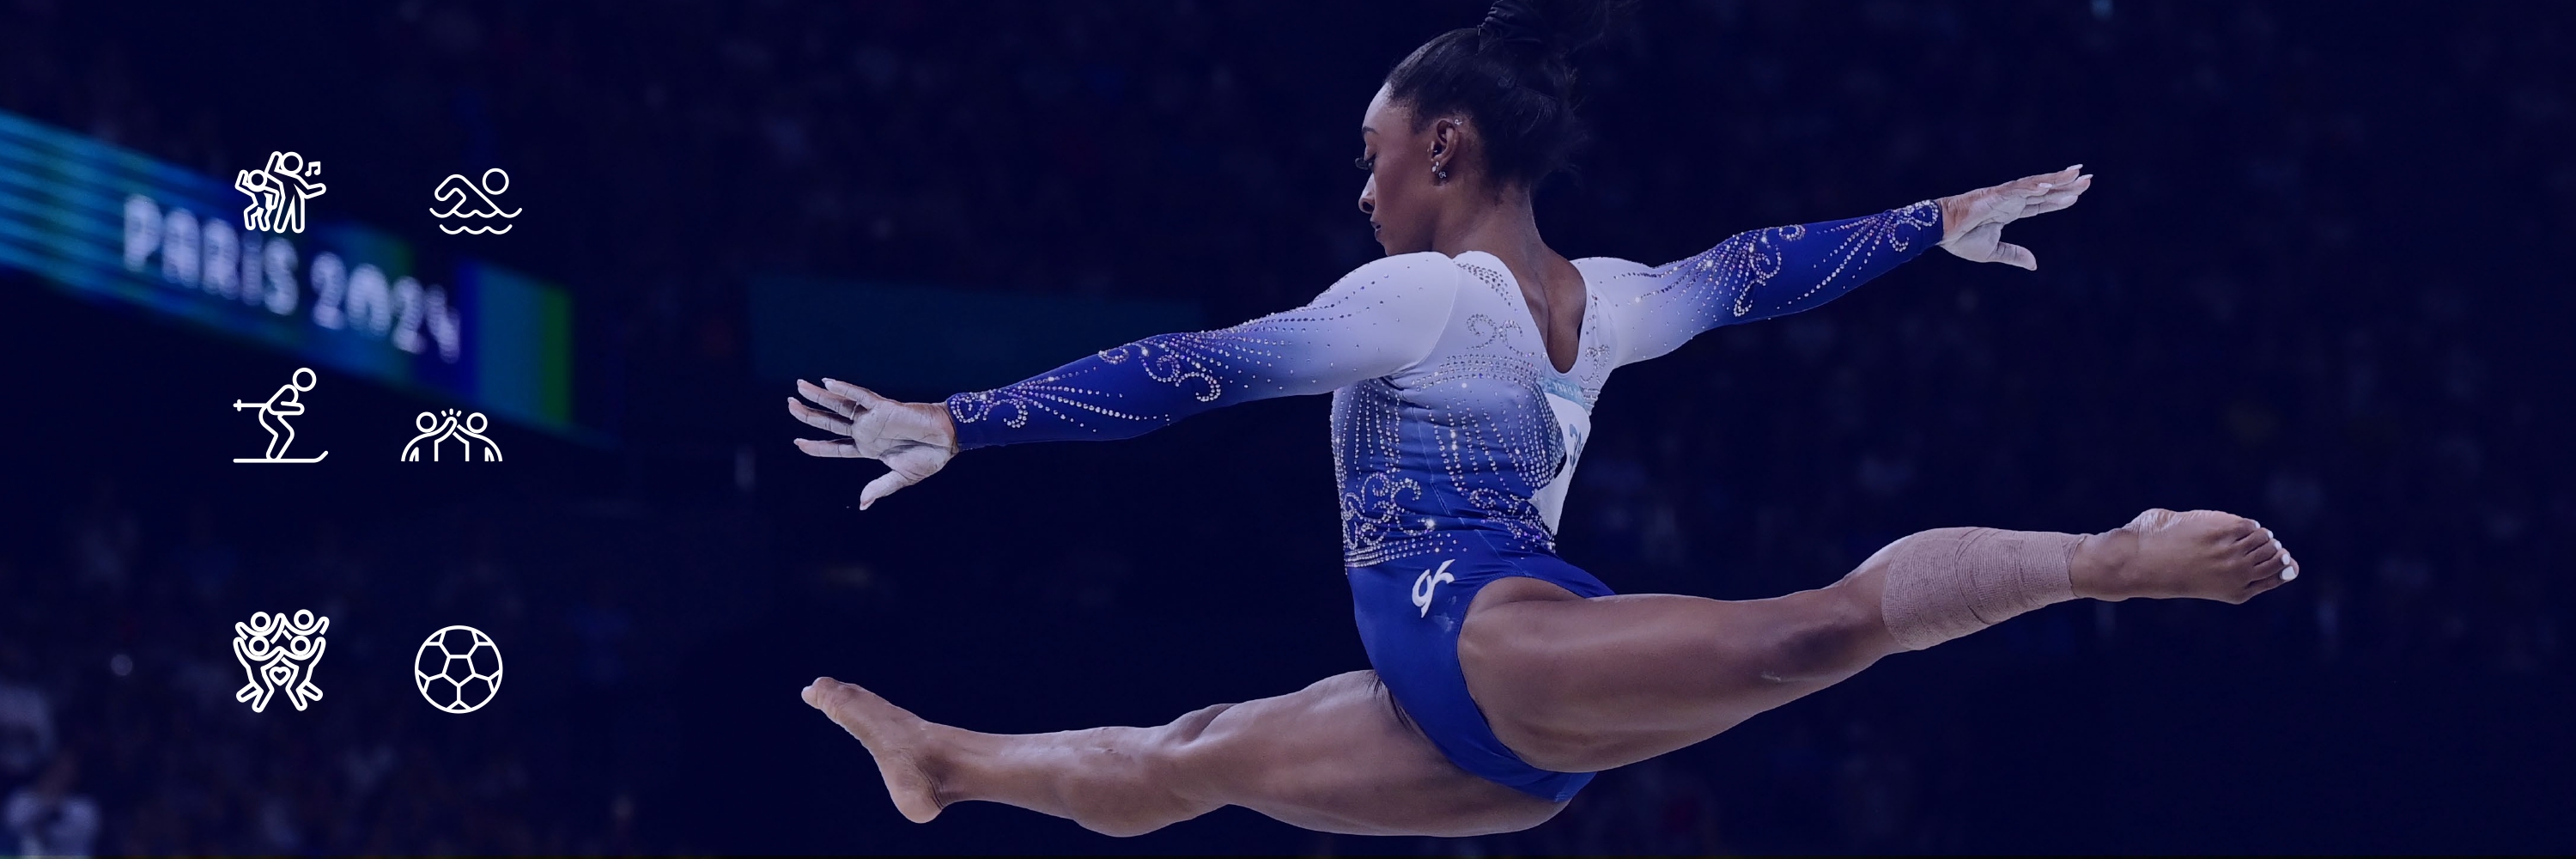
232 368 330 463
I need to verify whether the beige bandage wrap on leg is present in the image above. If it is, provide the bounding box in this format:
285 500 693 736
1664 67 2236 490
1877 527 2085 651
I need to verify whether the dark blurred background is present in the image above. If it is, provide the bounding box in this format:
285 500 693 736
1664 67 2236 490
1 0 2570 853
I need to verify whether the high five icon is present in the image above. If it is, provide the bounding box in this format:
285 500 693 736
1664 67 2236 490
232 610 329 713
233 368 329 463
401 409 503 461
430 168 519 235
234 151 327 234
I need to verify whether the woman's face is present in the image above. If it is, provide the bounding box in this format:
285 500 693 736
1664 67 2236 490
1356 86 1444 255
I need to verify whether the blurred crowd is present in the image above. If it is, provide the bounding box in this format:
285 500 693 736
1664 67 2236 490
3 0 2569 853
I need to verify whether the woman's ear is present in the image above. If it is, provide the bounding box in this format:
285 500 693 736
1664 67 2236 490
1427 116 1467 183
1427 116 1461 161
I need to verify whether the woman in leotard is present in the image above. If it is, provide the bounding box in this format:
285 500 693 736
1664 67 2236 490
787 0 2300 838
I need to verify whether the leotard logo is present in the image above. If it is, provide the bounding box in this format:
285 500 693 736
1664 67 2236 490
1412 559 1457 618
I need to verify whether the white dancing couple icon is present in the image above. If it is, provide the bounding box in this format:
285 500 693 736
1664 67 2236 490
234 150 327 235
402 408 503 461
232 610 329 713
233 368 329 463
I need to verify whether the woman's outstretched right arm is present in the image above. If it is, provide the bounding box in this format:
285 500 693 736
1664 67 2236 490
787 252 1461 507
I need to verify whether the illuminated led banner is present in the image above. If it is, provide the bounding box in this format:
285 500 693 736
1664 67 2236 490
0 109 579 436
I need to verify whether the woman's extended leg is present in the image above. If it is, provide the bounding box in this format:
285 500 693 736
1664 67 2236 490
1460 509 2298 773
801 670 1563 838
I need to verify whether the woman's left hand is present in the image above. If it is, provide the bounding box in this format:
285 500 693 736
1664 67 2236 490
1936 165 2093 271
788 378 958 509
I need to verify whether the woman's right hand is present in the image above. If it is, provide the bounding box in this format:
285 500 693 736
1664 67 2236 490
1935 165 2092 271
789 378 958 509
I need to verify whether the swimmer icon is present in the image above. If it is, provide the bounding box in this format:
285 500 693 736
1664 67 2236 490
232 368 329 463
429 168 519 235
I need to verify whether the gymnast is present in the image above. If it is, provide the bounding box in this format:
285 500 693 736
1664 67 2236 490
787 0 2298 838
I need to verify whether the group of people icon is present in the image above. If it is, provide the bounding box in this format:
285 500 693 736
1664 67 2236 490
231 368 503 463
231 610 329 713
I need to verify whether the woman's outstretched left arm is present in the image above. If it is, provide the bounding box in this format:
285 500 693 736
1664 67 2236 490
938 252 1458 448
1602 166 2092 366
787 252 1461 508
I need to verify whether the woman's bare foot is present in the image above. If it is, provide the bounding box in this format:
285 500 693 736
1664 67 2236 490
2069 509 2300 603
803 677 951 823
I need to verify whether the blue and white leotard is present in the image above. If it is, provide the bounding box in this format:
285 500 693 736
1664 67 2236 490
947 200 1945 801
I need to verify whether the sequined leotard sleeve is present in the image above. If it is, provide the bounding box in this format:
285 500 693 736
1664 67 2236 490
1589 200 1946 367
944 252 1461 448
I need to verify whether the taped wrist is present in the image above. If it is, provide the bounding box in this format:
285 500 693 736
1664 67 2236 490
1879 527 2084 651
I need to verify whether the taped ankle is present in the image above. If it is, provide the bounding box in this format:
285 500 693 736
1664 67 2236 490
1878 527 2083 651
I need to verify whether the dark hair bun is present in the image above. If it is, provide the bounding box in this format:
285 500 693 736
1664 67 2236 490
1478 0 1617 61
1384 0 1630 187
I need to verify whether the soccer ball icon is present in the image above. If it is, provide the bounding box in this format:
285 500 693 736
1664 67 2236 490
414 625 503 713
